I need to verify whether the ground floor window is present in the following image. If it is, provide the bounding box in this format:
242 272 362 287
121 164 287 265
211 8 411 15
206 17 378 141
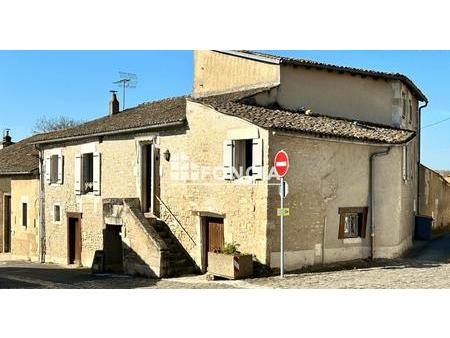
338 207 368 239
22 202 28 227
54 204 61 223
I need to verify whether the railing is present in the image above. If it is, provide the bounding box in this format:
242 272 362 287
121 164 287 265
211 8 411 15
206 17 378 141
155 195 197 246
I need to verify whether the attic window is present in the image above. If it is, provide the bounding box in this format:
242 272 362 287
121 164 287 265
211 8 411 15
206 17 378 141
402 92 407 119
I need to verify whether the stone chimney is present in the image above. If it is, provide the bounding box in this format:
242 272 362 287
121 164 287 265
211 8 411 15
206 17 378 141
109 90 120 116
2 129 12 148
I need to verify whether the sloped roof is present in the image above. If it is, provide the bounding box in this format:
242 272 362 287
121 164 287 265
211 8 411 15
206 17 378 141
0 135 40 175
31 96 187 145
193 88 416 145
217 50 427 102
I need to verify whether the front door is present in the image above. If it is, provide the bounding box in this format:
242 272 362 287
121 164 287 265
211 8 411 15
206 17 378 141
204 217 224 269
142 144 153 213
4 195 11 253
67 214 82 265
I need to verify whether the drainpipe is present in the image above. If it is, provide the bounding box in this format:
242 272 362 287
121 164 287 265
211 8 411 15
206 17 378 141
369 147 391 260
417 101 428 215
36 145 46 263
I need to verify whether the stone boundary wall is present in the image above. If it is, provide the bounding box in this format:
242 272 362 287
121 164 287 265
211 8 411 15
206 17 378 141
419 164 450 230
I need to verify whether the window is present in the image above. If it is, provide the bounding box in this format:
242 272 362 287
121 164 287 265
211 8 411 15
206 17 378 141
234 139 253 177
54 204 61 223
409 99 413 123
223 138 263 180
45 153 63 185
401 92 407 118
75 152 101 195
82 153 94 193
50 155 58 183
338 207 368 239
22 203 28 227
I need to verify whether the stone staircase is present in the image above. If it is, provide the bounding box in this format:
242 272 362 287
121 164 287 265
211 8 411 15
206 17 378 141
146 217 198 277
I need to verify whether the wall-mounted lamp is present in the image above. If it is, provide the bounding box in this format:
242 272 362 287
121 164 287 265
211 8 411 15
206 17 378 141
164 149 171 161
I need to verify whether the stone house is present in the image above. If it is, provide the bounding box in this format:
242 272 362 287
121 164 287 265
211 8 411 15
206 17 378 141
29 50 427 276
0 131 40 261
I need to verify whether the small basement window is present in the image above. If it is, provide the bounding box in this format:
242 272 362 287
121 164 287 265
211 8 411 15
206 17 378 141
22 202 28 227
54 204 61 223
82 153 94 193
338 207 368 239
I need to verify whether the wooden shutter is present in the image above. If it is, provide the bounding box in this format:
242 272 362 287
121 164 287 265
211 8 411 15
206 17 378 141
93 152 101 196
45 156 51 184
252 138 263 180
74 154 82 195
359 207 368 238
57 155 64 184
223 140 234 180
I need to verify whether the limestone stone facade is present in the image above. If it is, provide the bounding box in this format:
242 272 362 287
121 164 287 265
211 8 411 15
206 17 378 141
29 50 429 274
10 177 40 261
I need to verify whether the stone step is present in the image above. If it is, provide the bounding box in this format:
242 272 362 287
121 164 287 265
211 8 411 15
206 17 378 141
145 218 198 277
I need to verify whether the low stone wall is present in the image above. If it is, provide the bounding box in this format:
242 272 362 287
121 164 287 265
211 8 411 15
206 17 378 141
419 164 450 230
103 198 169 277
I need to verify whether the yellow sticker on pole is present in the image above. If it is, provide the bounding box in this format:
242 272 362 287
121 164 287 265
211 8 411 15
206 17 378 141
277 208 290 217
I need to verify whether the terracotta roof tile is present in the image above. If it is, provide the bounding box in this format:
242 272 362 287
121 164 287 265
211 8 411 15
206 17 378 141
223 50 427 102
194 88 415 145
0 135 39 175
31 96 187 144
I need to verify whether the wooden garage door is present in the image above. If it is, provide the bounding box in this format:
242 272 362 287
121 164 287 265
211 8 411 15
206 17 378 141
207 217 224 253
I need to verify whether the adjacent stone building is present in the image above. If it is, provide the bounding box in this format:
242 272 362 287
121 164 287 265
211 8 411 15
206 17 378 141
0 132 40 261
28 50 428 276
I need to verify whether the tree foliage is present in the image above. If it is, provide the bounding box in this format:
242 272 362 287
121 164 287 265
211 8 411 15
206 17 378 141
32 116 81 134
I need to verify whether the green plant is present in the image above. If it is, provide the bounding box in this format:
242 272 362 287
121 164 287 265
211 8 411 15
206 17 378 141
221 242 241 255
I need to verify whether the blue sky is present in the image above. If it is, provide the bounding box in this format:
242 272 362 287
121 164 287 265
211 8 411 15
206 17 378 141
0 50 448 170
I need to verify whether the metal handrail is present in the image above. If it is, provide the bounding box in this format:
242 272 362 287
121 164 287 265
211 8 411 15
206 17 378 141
155 195 196 246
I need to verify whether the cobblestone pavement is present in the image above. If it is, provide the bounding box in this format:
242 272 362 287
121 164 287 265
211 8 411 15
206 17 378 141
1 234 450 288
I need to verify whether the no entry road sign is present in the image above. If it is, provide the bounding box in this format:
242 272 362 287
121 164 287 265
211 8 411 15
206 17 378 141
274 150 289 178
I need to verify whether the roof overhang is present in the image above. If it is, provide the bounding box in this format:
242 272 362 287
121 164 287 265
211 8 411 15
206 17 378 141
31 120 186 146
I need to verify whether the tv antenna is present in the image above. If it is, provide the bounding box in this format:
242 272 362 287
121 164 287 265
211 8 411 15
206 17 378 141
113 72 138 110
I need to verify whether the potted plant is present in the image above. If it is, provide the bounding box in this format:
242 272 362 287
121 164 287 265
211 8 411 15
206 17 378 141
207 243 253 280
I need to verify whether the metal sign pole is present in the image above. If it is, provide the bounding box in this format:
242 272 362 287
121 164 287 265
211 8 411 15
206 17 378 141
280 177 284 278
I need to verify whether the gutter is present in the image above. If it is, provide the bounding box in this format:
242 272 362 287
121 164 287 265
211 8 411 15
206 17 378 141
0 171 34 176
273 129 415 148
368 147 391 260
213 50 280 65
417 101 428 215
36 146 46 263
31 120 186 146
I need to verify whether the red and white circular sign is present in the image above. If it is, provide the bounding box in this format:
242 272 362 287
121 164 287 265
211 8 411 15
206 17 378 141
274 150 289 178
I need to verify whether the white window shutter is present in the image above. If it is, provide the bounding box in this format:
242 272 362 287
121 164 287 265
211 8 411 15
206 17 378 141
252 138 263 180
223 140 234 180
45 156 51 184
93 152 101 196
57 155 64 184
74 155 82 195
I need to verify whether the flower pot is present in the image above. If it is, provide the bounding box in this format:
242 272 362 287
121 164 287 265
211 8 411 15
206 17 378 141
207 252 253 279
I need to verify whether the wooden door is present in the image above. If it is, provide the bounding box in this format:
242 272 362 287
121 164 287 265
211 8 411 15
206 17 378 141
4 195 11 252
207 217 224 253
204 217 224 270
67 213 82 265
